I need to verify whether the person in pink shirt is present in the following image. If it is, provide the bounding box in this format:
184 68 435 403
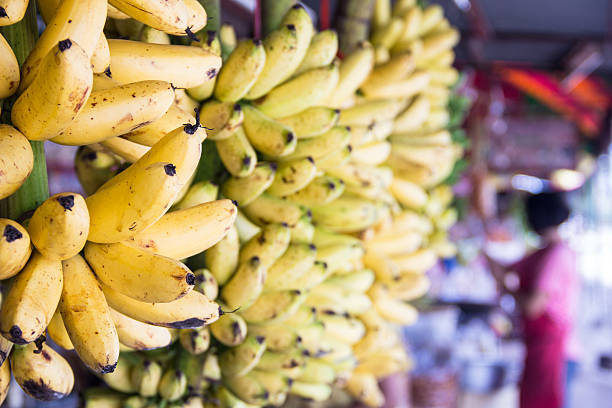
490 192 578 408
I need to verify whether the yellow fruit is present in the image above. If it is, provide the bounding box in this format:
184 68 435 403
0 125 33 200
0 33 19 98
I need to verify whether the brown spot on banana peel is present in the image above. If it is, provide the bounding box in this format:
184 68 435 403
163 318 207 329
100 362 117 374
56 195 74 211
3 225 23 242
8 326 25 344
21 379 68 401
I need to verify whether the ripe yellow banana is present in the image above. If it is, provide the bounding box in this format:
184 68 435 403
235 211 262 243
369 284 419 325
47 311 74 350
315 144 352 171
198 100 243 141
0 0 27 26
0 251 62 344
350 141 391 166
365 231 422 257
242 105 296 157
214 39 266 102
284 175 345 206
91 33 111 74
326 269 375 292
289 214 315 244
346 373 385 408
242 194 306 227
316 242 364 273
220 334 267 377
393 94 430 132
0 354 8 405
12 39 93 141
339 99 408 126
140 25 172 45
173 180 219 210
311 195 384 233
264 243 317 291
111 307 172 351
389 177 428 209
0 33 18 98
19 0 106 92
52 80 174 145
373 0 392 30
0 125 33 200
294 29 338 76
60 255 119 374
223 162 276 206
27 192 88 260
363 53 416 90
418 28 460 62
312 226 361 247
187 31 221 101
100 137 150 162
216 127 258 177
277 106 339 139
158 368 187 401
11 341 74 401
101 282 219 329
418 4 445 36
179 325 210 355
240 290 306 324
371 17 404 49
289 381 332 402
0 218 31 279
123 104 196 147
205 224 239 285
124 199 237 260
193 268 219 301
362 70 430 100
238 223 290 268
255 62 340 119
107 39 221 88
256 349 305 379
267 157 317 197
324 42 375 108
220 256 267 310
284 261 331 290
210 311 247 346
298 358 336 383
278 126 350 162
306 288 371 315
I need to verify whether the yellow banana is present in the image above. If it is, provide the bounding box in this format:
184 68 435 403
249 369 291 406
396 5 421 45
338 99 408 126
246 6 314 99
256 350 305 379
107 39 221 88
306 288 371 315
60 255 119 374
84 242 195 303
373 0 392 30
173 180 219 210
365 231 422 257
319 313 366 345
284 261 331 290
220 334 267 377
203 223 238 287
390 141 456 168
236 211 262 243
11 341 74 401
179 325 210 355
158 368 187 401
264 243 317 291
220 255 266 310
393 94 430 132
0 125 33 200
278 126 350 162
389 177 428 209
187 31 221 101
240 290 307 325
385 272 430 301
198 100 243 141
363 250 400 281
346 373 385 408
295 30 338 75
284 175 344 206
223 369 271 406
267 157 317 197
362 70 430 100
249 322 322 351
47 311 74 350
140 25 171 44
350 141 391 166
325 41 375 108
289 214 315 244
242 194 306 227
91 34 111 74
52 81 174 145
418 4 445 36
0 218 31 279
222 162 276 206
312 226 361 247
0 251 62 344
311 195 384 233
131 359 162 397
325 269 375 292
0 33 19 98
391 129 452 146
108 0 206 36
362 52 416 89
298 358 336 383
310 143 352 171
100 137 150 162
0 354 8 405
220 23 238 59
214 39 266 102
316 242 364 273
216 127 258 177
419 28 460 62
124 199 237 260
27 192 88 260
277 106 339 139
348 124 375 147
369 284 419 325
100 355 136 393
174 87 200 114
216 387 259 408
238 223 290 268
101 282 219 329
255 62 340 119
289 381 332 402
242 105 296 157
371 17 404 49
0 0 27 26
110 308 172 350
12 39 93 141
123 104 195 147
209 311 247 346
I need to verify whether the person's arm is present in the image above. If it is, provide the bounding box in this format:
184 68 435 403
516 290 549 318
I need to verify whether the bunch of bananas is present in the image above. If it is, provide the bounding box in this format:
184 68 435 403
0 0 244 404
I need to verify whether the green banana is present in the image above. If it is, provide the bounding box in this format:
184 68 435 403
238 223 291 268
193 268 218 300
222 162 277 206
214 39 266 102
311 195 385 233
277 126 350 162
267 157 317 197
242 194 306 227
288 215 315 244
264 244 317 291
205 225 239 285
215 127 258 177
219 335 267 378
241 105 296 157
276 106 339 139
220 256 267 310
158 369 187 401
209 311 248 346
179 326 210 355
198 100 243 141
131 359 163 397
284 176 345 206
240 290 306 324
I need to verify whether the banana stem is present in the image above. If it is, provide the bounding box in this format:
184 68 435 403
334 0 375 55
261 0 296 36
0 1 49 220
198 0 221 33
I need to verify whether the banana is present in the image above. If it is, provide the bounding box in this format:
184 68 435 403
187 31 221 100
173 180 219 210
277 126 350 162
346 373 385 408
277 107 339 139
12 39 93 141
110 308 172 350
371 294 418 326
267 157 317 197
348 125 375 147
289 215 315 244
247 325 298 352
365 231 422 257
249 369 291 406
26 193 88 260
242 105 296 157
311 195 384 233
0 0 28 26
52 81 174 145
223 370 271 406
235 211 262 243
354 346 411 378
101 282 219 329
238 223 290 268
312 227 361 247
11 341 74 401
124 199 237 260
418 4 445 36
214 39 266 102
255 62 340 118
0 125 33 200
306 288 371 315
220 23 238 59
362 70 430 100
91 34 111 74
391 248 438 273
131 359 162 397
339 99 408 126
123 105 195 147
205 224 239 285
223 162 276 206
289 381 332 402
47 311 74 350
202 352 222 382
396 5 421 45
220 334 267 377
242 194 306 227
284 176 344 206
391 129 451 146
220 256 267 310
373 0 392 30
179 326 210 355
326 269 375 292
325 41 375 108
0 337 12 367
0 356 8 405
0 251 62 344
317 243 364 273
74 147 123 195
193 268 219 300
298 359 336 383
315 144 352 171
371 17 404 49
108 0 206 36
350 141 391 166
363 53 416 89
363 251 400 281
375 45 391 64
318 313 366 345
393 95 430 132
199 100 243 141
418 28 460 62
158 369 187 401
101 355 136 393
0 218 31 279
140 25 171 44
385 272 430 301
107 39 221 88
99 139 150 164
245 7 313 99
209 311 247 346
216 127 258 177
389 177 428 209
256 350 305 379
390 141 456 168
216 387 259 408
284 261 331 290
294 30 338 75
264 243 316 291
240 290 306 324
0 33 18 98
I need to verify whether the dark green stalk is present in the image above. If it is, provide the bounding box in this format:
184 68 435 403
261 0 296 36
198 0 221 33
0 1 49 220
334 0 375 55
